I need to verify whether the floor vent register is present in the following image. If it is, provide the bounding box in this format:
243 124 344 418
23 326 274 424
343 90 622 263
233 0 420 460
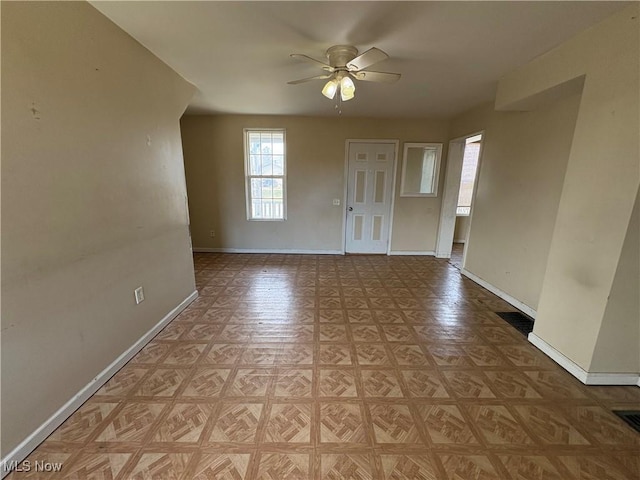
495 311 534 336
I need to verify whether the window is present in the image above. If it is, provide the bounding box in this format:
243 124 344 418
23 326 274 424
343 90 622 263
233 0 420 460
244 129 286 220
456 134 482 215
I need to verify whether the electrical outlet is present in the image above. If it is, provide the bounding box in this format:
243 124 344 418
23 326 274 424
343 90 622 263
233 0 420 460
332 199 341 206
134 286 145 304
210 230 216 237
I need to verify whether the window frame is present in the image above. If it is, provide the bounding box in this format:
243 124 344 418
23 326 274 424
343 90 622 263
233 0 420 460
399 142 443 197
243 128 287 221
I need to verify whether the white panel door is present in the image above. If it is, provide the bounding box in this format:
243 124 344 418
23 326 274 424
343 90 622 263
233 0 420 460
345 142 395 253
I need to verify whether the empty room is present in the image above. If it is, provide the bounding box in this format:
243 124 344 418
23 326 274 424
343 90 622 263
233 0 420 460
2 1 639 479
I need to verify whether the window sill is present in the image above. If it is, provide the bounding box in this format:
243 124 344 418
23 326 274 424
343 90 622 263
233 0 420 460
246 218 287 222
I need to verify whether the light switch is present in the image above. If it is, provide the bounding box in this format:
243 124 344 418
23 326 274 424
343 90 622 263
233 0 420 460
332 199 341 206
134 286 145 304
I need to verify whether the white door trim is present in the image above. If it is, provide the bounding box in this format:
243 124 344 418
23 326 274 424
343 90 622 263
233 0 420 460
435 130 484 260
342 139 399 255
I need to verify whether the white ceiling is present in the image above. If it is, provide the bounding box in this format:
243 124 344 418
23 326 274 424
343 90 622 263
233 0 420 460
91 1 628 118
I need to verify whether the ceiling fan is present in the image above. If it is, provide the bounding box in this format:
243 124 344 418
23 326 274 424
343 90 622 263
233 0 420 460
288 45 401 102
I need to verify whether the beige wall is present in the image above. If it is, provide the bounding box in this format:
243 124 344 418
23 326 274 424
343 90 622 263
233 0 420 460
495 5 639 372
1 2 196 455
453 215 470 243
590 189 640 373
181 115 449 253
449 93 581 312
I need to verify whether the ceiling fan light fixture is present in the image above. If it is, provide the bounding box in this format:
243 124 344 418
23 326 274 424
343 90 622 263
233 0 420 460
321 78 339 99
289 45 400 107
340 75 355 101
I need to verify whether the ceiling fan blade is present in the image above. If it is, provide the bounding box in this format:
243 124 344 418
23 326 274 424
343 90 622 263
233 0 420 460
287 74 332 85
346 47 388 71
290 54 334 72
352 71 401 83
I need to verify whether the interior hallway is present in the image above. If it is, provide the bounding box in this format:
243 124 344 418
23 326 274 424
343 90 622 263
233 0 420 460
8 253 639 479
448 243 465 270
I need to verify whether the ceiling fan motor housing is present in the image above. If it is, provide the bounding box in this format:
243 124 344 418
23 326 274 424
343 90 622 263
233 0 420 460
326 45 359 69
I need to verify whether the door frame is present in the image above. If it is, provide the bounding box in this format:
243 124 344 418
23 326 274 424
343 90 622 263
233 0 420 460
342 139 400 255
435 130 485 261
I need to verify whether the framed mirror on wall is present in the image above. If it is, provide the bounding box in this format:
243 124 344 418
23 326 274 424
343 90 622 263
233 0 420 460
400 143 443 197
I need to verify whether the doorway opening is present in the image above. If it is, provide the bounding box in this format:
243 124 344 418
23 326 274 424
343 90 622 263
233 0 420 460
451 134 482 268
435 132 484 269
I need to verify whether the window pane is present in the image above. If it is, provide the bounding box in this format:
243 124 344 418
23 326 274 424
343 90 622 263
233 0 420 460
272 178 283 200
272 134 284 155
252 199 263 218
250 155 261 175
261 153 273 176
273 155 284 175
260 132 272 154
274 199 284 219
251 178 262 199
261 178 273 199
249 133 261 154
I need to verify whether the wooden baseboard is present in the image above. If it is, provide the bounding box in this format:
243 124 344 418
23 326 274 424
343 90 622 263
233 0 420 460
193 247 343 255
388 250 436 256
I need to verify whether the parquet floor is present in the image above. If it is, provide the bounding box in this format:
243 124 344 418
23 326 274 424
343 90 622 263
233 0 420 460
448 243 464 270
8 253 640 479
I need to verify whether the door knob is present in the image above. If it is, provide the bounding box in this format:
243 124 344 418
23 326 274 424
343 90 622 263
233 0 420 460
348 207 353 211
